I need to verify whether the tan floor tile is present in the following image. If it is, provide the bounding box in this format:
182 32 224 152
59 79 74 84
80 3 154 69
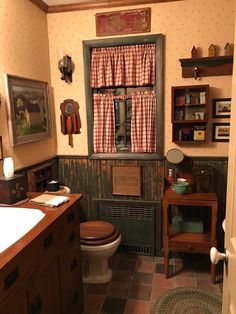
152 273 174 288
151 286 169 302
124 299 151 314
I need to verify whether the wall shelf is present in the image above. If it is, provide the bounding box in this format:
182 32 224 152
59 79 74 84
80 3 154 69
171 85 209 143
179 55 233 78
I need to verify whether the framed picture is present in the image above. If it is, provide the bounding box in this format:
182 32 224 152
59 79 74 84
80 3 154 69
4 74 51 146
194 111 205 120
213 98 231 118
111 165 142 196
0 136 3 160
212 123 230 142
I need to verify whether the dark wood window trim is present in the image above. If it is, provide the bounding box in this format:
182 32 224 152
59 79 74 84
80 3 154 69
83 34 164 160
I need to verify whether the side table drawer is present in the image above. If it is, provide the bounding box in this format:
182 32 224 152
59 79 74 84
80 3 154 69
169 241 210 254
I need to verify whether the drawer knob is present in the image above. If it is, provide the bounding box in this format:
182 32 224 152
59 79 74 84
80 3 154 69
67 212 75 223
70 258 77 271
68 231 76 243
43 233 53 249
4 267 19 289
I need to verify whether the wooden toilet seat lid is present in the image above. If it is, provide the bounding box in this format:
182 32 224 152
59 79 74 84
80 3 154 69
80 221 116 241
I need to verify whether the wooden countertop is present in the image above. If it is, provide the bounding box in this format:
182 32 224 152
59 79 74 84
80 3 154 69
164 188 217 201
0 192 82 269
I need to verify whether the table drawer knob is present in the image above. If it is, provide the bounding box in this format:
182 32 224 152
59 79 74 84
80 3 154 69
188 244 194 251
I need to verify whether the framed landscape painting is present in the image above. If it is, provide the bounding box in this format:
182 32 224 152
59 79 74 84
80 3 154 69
212 123 230 142
5 74 51 146
213 98 231 118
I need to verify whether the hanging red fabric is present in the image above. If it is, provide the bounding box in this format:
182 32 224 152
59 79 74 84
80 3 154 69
93 93 117 153
131 91 156 152
90 44 156 88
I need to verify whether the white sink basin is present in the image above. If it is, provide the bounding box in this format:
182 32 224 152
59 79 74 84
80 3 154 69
0 207 45 253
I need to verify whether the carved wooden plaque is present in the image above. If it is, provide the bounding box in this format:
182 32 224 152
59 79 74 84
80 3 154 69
111 165 142 196
96 8 151 37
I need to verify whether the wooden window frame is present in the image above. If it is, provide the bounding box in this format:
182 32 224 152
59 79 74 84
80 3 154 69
83 34 164 160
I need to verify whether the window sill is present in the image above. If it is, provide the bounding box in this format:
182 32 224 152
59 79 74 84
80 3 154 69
89 152 163 160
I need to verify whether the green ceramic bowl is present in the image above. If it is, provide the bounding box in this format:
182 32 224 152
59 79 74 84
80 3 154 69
173 181 189 194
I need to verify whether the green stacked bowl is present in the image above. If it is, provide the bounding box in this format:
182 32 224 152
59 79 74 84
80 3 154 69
173 181 189 194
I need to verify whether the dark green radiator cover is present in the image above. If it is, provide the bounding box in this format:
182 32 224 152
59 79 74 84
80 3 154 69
96 201 155 256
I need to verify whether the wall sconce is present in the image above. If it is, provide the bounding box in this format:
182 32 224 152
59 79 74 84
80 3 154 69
58 55 73 83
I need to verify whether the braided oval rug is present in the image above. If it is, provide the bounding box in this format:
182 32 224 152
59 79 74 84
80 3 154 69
151 287 222 314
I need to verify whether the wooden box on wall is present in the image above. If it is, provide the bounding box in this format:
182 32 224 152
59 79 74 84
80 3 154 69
192 165 214 193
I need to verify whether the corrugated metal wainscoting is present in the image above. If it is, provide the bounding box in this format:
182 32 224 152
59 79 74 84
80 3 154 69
94 200 158 256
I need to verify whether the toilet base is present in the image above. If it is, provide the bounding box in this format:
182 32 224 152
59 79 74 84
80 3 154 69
82 258 112 284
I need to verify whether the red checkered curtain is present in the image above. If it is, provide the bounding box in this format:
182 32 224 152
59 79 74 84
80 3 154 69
90 44 156 88
93 93 117 153
131 91 156 152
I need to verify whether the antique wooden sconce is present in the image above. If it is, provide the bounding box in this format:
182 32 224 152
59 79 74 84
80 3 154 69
60 99 81 146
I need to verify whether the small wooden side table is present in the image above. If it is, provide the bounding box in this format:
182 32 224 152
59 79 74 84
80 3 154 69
162 189 218 283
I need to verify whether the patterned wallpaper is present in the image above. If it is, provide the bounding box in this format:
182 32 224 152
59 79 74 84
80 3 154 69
0 0 235 174
0 0 57 173
47 0 235 157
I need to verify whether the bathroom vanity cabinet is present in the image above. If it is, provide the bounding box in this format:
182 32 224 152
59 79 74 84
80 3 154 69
0 193 83 314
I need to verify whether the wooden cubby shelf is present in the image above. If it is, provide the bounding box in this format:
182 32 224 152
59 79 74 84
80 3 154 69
171 85 209 143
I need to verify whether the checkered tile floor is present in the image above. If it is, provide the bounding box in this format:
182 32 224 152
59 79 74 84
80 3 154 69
82 253 222 314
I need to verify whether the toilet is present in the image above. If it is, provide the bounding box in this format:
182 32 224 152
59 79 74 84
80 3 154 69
80 220 121 284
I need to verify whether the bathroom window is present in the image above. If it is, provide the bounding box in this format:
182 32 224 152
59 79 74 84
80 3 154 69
83 34 163 159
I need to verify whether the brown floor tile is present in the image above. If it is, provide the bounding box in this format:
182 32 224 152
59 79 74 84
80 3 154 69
100 296 126 314
124 299 151 314
112 269 134 282
136 255 156 262
135 260 155 273
174 275 197 287
117 259 137 271
107 281 131 298
83 294 105 313
152 273 174 288
155 263 174 275
133 272 153 285
85 283 109 295
174 264 195 277
129 284 152 301
196 278 222 295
